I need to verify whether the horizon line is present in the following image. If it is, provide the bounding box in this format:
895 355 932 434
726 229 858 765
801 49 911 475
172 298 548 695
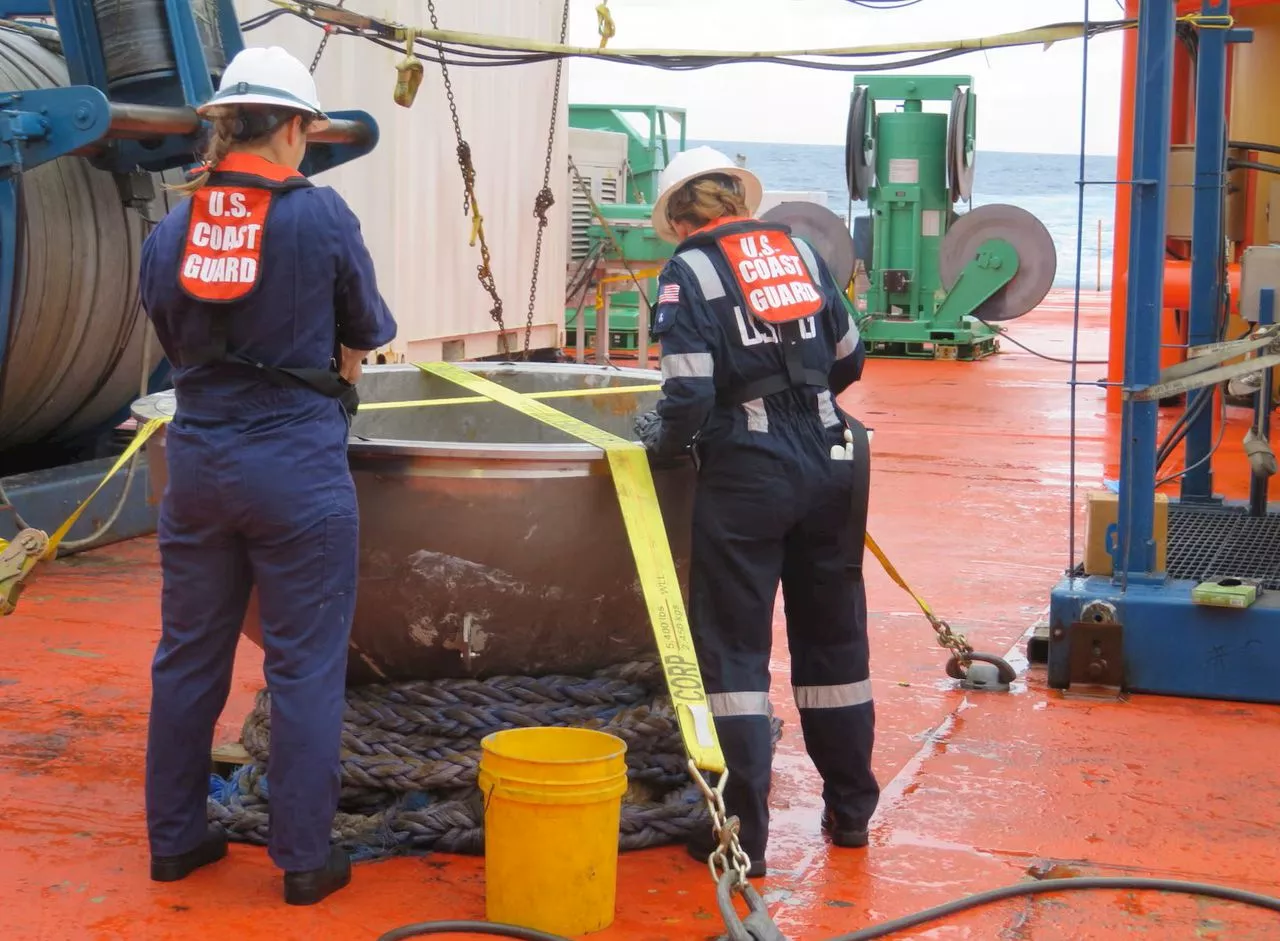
690 138 1118 160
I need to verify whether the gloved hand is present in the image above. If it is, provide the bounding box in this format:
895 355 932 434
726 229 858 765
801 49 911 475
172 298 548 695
634 410 663 452
634 410 687 469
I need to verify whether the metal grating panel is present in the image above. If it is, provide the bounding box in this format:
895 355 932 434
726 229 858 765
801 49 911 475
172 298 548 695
1166 503 1280 590
567 174 620 260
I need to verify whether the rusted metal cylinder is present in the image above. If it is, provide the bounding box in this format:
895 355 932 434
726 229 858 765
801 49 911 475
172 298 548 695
131 362 692 685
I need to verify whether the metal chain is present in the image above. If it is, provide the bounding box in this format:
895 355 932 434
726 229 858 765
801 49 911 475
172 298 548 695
309 0 345 73
688 760 752 887
928 613 974 669
426 0 510 357
521 0 571 358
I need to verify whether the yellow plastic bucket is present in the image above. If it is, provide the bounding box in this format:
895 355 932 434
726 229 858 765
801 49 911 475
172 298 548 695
478 726 629 936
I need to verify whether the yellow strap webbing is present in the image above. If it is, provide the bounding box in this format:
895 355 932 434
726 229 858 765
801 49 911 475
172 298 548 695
416 361 726 774
0 418 167 591
864 532 937 623
358 383 661 412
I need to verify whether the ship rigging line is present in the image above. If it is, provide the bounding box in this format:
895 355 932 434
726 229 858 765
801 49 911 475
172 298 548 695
244 3 1131 73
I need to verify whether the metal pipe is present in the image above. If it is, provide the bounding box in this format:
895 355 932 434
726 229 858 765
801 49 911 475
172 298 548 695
1115 0 1176 579
1249 287 1274 516
70 103 374 152
1182 0 1231 503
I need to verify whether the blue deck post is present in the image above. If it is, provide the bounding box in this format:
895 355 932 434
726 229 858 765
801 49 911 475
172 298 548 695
1181 0 1231 503
1114 0 1177 578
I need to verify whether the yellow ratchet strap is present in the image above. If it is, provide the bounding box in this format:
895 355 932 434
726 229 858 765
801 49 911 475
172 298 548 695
1 418 167 615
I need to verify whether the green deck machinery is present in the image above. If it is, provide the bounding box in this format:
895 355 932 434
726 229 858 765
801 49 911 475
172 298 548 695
845 75 1058 361
565 105 685 355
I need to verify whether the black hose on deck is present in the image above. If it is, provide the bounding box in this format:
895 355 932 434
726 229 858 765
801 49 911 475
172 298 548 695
824 877 1280 940
375 876 1280 941
376 922 574 940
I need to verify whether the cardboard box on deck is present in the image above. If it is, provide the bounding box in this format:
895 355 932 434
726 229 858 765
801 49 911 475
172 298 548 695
1083 490 1169 576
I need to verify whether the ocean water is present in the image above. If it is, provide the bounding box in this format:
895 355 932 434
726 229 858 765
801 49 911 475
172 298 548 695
693 140 1120 291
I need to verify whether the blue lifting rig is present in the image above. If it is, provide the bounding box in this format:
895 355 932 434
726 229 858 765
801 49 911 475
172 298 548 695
0 0 377 554
1045 0 1280 705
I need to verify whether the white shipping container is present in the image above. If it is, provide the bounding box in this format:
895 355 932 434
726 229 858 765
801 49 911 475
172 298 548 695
233 0 569 361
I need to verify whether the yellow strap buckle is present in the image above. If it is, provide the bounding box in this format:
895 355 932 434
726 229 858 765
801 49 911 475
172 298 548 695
0 418 167 617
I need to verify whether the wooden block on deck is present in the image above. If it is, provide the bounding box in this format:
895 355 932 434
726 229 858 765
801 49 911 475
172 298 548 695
211 742 252 776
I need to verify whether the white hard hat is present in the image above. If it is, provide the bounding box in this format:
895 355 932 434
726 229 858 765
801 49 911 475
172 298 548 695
651 145 763 243
199 46 329 129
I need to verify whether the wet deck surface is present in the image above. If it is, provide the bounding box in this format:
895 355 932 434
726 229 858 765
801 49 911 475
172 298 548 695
4 289 1280 940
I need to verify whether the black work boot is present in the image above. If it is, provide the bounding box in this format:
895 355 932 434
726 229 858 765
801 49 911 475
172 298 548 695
150 825 228 882
284 845 351 906
685 829 768 878
821 806 869 849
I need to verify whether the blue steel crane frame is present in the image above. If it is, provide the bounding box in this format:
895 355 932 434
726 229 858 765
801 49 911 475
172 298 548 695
1047 0 1280 704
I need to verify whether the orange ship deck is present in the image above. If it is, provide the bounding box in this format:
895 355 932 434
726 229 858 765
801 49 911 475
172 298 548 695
4 288 1280 940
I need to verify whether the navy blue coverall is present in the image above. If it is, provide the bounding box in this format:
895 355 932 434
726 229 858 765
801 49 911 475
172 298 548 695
138 163 396 873
646 218 877 864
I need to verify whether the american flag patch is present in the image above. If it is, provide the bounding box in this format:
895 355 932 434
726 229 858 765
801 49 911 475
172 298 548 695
657 283 680 305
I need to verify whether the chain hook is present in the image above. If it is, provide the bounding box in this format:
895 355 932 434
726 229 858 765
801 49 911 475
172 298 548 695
689 760 752 886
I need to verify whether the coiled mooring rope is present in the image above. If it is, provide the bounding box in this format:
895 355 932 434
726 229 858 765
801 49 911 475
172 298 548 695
207 659 781 861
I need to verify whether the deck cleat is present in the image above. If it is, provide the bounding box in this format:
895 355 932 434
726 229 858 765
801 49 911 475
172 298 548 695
945 651 1017 691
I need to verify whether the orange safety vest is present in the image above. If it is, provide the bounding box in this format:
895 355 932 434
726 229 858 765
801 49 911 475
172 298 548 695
178 152 312 304
173 154 360 417
693 216 824 325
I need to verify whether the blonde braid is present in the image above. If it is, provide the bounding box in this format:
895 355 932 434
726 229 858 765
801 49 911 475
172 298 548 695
169 106 240 196
666 177 750 230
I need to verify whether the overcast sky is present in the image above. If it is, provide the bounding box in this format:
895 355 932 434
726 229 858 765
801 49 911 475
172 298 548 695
564 0 1126 155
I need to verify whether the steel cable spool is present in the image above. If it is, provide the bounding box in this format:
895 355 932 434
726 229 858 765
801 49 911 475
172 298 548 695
760 201 858 290
938 203 1057 322
946 87 975 204
0 26 173 455
92 0 226 89
844 85 874 202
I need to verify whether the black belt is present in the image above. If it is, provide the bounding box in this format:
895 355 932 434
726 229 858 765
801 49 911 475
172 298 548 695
189 315 360 417
717 368 829 407
222 353 360 416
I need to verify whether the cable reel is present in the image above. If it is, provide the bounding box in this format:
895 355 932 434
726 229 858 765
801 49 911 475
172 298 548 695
845 84 874 202
946 85 976 204
939 203 1057 322
760 201 858 290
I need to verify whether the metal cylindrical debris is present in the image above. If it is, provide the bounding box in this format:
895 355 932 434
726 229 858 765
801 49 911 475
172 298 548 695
133 362 696 685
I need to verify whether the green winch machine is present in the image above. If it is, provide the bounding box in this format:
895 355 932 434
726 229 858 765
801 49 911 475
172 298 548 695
845 74 1058 361
564 104 684 356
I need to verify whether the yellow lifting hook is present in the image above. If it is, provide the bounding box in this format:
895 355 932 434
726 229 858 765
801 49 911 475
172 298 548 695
393 29 423 108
